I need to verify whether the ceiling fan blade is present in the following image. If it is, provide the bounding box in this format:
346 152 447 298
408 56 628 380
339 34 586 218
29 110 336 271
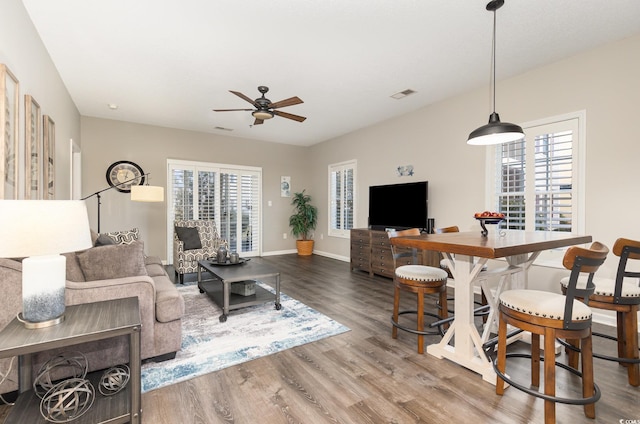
273 110 307 122
212 108 254 112
268 96 303 109
253 118 264 125
230 90 258 107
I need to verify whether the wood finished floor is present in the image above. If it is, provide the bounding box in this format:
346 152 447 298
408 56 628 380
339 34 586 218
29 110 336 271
2 254 638 423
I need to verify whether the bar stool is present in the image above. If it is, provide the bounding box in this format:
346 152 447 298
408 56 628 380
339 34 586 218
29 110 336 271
560 237 640 386
495 241 609 424
387 228 448 354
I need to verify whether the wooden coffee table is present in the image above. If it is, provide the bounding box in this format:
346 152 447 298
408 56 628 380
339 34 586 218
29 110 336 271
197 259 281 322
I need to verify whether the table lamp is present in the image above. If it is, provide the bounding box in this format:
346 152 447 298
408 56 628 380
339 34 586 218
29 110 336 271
0 200 93 329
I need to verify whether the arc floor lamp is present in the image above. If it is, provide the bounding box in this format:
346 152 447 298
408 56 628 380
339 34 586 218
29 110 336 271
81 173 164 232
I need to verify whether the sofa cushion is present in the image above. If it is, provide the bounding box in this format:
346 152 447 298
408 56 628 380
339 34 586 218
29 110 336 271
103 228 140 245
154 276 185 322
63 252 86 282
77 241 147 281
94 233 116 247
175 226 202 250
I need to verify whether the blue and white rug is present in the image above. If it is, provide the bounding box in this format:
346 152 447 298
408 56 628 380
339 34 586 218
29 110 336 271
141 282 350 392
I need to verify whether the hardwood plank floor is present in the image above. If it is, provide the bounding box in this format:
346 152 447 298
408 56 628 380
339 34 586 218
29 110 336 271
2 254 638 423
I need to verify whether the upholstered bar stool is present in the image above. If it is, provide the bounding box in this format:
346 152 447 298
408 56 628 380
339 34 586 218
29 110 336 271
495 242 609 424
560 237 640 386
387 228 449 354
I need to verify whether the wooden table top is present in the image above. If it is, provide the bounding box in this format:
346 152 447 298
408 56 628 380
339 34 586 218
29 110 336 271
390 231 593 259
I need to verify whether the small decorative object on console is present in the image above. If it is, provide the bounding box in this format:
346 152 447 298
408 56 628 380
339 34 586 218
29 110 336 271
33 352 88 399
474 211 505 236
40 377 95 423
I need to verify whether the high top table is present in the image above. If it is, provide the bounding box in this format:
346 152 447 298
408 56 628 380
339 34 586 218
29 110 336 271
390 230 592 384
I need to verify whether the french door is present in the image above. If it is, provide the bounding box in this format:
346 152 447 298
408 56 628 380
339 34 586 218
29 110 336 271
167 159 261 263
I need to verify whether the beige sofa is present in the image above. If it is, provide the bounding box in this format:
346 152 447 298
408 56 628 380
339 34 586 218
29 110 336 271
0 239 184 394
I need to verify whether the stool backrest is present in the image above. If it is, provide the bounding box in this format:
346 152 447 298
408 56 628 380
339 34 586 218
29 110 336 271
562 241 609 329
435 226 459 234
387 228 421 267
612 238 640 304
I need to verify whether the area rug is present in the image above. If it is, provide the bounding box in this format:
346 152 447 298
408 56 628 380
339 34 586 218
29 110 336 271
141 282 350 392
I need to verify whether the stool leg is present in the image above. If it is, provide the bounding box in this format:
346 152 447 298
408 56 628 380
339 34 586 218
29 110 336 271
624 306 639 386
544 327 556 424
496 312 507 395
531 334 540 387
581 331 596 419
617 311 626 365
392 284 400 339
567 338 580 370
417 290 425 354
438 286 449 330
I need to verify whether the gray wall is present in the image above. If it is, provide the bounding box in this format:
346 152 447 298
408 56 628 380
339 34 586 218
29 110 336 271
80 117 310 259
0 0 81 200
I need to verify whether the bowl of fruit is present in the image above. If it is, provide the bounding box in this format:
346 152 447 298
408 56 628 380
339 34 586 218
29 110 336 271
474 211 505 236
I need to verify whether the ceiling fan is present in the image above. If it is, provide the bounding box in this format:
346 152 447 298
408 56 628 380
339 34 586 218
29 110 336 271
213 86 306 125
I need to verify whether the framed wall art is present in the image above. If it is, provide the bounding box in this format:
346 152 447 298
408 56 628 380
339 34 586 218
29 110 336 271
43 115 55 199
25 95 41 199
280 176 291 197
0 64 19 199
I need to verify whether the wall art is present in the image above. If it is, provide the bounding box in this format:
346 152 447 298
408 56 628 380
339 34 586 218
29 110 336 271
0 64 19 199
396 165 414 177
281 176 291 197
25 95 41 199
43 115 55 199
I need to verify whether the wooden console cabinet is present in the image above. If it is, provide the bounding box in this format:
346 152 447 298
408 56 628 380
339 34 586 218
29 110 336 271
350 228 440 279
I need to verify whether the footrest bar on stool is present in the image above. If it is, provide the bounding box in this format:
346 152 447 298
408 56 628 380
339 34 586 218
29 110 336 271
430 304 492 329
482 329 523 352
557 334 640 364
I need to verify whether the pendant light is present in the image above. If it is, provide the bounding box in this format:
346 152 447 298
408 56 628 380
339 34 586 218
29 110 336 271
467 0 524 145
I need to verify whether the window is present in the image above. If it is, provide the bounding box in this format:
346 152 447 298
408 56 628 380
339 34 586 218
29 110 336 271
488 112 585 264
329 160 356 237
167 160 261 261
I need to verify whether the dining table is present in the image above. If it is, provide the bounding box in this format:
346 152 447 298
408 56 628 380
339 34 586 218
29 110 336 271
390 229 592 385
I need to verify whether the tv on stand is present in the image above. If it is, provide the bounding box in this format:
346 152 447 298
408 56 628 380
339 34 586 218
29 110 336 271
368 181 431 232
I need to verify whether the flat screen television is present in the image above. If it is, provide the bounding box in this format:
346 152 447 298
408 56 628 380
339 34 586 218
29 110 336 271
368 181 428 231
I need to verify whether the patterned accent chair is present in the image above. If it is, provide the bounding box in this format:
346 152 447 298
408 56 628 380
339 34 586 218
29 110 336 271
173 220 223 283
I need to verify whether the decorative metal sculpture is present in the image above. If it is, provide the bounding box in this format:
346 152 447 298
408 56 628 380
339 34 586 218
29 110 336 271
99 364 130 396
40 377 95 423
33 352 88 399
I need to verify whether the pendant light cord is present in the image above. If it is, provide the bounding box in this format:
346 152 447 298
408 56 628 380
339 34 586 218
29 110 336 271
491 7 497 114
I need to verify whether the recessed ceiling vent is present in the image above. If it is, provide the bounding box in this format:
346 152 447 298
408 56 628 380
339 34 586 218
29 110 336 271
391 89 416 100
214 126 233 131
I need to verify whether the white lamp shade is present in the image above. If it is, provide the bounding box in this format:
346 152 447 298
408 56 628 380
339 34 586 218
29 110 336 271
131 185 164 202
0 200 93 258
0 201 92 326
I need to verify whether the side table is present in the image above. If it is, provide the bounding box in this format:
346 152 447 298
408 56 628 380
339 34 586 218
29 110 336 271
0 297 142 424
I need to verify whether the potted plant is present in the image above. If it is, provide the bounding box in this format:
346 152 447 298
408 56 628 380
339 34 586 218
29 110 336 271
289 190 318 256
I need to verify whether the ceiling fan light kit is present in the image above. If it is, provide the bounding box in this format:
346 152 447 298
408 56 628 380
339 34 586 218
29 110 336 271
214 85 306 126
467 0 524 146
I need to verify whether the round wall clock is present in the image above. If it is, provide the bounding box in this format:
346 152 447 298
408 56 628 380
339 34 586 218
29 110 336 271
106 161 145 193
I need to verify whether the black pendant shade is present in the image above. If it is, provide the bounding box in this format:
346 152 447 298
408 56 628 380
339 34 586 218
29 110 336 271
467 0 524 146
467 112 524 145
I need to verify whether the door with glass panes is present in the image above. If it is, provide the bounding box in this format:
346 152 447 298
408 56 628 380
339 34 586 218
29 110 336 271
167 160 261 263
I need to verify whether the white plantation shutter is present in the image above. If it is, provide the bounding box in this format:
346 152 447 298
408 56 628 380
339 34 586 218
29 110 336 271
490 112 584 265
329 160 356 237
168 160 261 261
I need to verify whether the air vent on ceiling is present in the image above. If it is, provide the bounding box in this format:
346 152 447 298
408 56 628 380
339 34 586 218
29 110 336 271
390 89 417 100
214 126 233 131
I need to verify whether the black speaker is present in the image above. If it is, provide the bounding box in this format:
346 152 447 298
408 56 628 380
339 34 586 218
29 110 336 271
426 218 435 234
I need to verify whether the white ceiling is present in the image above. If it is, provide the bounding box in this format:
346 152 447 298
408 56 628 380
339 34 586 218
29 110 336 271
22 0 640 146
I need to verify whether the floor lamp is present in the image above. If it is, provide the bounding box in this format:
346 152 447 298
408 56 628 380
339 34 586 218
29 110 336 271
81 173 164 232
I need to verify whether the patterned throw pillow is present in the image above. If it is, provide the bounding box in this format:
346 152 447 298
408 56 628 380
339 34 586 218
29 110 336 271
102 228 140 245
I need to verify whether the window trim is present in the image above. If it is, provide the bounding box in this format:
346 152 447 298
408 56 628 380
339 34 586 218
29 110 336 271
328 159 357 238
484 110 586 267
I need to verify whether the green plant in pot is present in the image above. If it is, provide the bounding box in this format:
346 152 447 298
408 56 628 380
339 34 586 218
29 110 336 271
289 190 318 256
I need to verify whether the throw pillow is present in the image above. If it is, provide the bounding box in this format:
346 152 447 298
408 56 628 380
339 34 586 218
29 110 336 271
94 233 116 247
76 241 147 281
63 252 86 282
175 226 202 250
103 228 140 245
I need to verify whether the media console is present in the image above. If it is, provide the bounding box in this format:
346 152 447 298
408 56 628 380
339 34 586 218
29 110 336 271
350 228 440 279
